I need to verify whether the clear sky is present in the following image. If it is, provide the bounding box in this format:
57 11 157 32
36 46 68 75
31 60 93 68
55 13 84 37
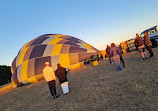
0 0 158 66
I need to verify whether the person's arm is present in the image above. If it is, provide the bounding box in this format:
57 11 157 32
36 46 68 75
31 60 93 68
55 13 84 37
65 68 67 76
118 47 122 55
134 38 137 45
143 36 146 44
51 68 56 80
106 48 108 54
148 36 151 42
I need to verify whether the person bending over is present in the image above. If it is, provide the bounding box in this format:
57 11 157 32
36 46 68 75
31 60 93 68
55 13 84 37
135 33 147 61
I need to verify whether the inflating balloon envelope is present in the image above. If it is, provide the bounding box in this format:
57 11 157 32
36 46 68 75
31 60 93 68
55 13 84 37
11 34 101 87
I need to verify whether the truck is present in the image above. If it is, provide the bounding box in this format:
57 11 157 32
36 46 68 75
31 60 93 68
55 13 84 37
140 25 158 48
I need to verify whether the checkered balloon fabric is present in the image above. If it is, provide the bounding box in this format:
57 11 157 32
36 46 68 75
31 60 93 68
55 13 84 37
11 34 100 86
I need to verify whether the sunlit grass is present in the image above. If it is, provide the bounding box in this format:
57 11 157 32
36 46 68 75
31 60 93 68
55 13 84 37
0 48 158 110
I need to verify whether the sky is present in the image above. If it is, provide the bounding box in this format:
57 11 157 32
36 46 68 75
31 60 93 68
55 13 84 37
0 0 158 66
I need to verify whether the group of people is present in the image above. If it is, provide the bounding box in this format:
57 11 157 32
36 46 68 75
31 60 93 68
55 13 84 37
106 31 154 71
84 54 104 65
43 31 154 99
106 43 125 72
135 32 154 61
43 62 69 99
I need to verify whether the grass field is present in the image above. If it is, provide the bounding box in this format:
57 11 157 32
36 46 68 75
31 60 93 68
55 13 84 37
0 48 158 111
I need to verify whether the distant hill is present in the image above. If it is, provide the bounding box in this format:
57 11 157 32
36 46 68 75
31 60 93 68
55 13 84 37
0 65 12 86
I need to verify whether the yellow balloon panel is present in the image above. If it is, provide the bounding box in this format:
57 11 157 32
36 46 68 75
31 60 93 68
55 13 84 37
11 34 100 86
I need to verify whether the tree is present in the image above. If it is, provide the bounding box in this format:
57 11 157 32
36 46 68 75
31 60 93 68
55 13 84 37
0 65 12 86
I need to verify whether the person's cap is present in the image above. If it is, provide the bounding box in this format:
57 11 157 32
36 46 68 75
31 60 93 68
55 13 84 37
45 62 49 65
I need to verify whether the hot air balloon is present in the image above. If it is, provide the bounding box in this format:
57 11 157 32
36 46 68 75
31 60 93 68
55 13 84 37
11 34 101 87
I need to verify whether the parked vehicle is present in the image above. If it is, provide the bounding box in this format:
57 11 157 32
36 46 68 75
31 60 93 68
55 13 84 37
140 25 158 48
120 38 136 54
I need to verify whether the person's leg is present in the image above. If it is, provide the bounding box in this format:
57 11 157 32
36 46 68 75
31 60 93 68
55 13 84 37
111 57 114 64
48 84 56 97
51 80 57 95
116 55 122 71
51 80 59 98
142 48 148 59
147 46 153 57
149 46 153 57
48 80 57 98
139 48 146 60
61 81 69 94
120 56 125 67
109 56 112 64
113 56 120 71
141 52 145 58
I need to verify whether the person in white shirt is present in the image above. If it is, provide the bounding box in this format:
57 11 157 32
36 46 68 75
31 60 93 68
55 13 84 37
43 62 59 99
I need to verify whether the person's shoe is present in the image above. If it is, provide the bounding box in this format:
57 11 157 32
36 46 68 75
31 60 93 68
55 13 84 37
52 95 60 99
141 58 145 61
149 56 153 58
117 70 121 72
117 69 121 72
64 92 69 95
52 96 56 99
55 95 60 99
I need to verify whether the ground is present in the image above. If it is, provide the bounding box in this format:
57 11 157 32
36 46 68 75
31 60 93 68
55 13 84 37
0 48 158 111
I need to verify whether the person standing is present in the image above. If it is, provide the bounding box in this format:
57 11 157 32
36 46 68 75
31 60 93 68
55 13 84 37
100 54 103 59
106 45 112 64
135 33 147 61
55 64 69 94
96 54 99 61
43 62 59 99
144 31 154 58
110 43 122 72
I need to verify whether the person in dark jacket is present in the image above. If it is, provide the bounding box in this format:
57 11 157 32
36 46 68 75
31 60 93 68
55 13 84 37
55 64 69 94
100 54 103 59
135 33 147 61
144 32 154 58
84 59 87 65
106 45 112 64
97 54 99 61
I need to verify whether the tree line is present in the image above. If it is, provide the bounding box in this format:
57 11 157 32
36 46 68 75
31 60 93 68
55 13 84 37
0 65 12 86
